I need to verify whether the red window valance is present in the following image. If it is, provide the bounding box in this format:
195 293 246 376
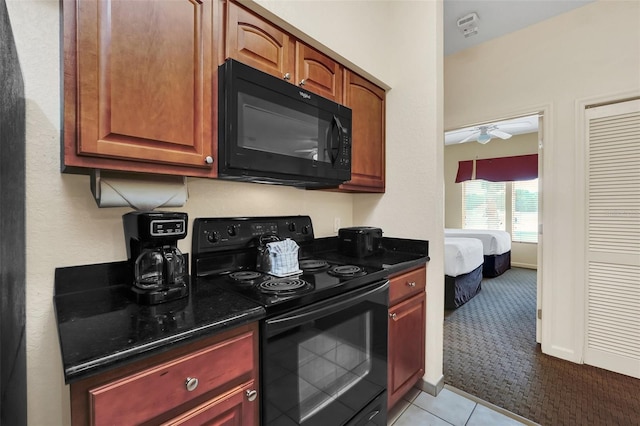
455 154 538 183
455 160 474 183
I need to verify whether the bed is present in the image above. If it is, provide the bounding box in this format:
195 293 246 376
444 228 512 277
444 237 484 309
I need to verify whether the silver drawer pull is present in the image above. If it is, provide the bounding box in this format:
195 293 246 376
246 389 258 402
283 72 291 81
407 281 416 287
389 313 397 320
185 377 199 392
204 156 214 164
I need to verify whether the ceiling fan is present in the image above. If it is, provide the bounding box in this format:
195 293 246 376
459 125 513 144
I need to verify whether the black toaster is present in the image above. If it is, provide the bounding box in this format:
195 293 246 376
338 227 383 258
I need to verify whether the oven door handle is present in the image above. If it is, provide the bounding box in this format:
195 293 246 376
265 280 389 335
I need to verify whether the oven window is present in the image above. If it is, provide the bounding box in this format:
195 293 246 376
263 295 387 426
296 312 371 422
238 92 332 164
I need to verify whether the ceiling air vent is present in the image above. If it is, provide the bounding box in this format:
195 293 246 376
457 12 479 38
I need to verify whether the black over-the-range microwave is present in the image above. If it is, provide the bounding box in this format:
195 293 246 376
218 59 352 188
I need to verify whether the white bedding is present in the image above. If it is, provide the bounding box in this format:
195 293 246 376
444 229 511 255
444 237 484 277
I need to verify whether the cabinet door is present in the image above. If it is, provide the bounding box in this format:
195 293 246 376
340 71 386 192
225 1 294 80
71 0 215 173
388 292 426 409
295 42 343 102
163 381 257 426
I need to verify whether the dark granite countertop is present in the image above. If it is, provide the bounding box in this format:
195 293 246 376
54 237 427 384
311 236 430 275
54 260 265 384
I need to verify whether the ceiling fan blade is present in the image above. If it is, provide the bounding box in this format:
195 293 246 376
460 131 480 143
489 129 513 139
496 121 533 131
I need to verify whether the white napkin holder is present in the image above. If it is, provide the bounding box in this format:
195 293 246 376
265 239 301 277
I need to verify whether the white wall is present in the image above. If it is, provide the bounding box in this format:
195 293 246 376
6 0 443 424
444 0 640 362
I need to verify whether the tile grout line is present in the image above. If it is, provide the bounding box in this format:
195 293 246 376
464 403 479 426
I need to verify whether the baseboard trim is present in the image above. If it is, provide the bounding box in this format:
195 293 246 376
416 374 445 396
512 262 537 270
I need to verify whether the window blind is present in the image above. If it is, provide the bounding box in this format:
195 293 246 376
512 179 538 243
463 180 506 230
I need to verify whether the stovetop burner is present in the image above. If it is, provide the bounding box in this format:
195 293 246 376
327 265 367 277
258 278 312 294
299 259 329 272
230 271 263 281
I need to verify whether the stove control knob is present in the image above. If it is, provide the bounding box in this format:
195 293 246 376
207 231 220 243
302 225 310 235
288 222 297 232
227 225 237 236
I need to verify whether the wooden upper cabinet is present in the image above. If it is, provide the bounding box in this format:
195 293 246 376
224 2 343 103
340 71 386 192
296 42 343 102
224 1 294 80
64 0 216 177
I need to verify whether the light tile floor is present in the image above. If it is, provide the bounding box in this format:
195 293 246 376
388 385 539 426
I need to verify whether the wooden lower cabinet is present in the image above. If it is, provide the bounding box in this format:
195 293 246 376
70 323 258 426
162 380 255 426
387 266 426 409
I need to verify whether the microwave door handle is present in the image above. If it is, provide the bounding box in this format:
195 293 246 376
329 115 344 164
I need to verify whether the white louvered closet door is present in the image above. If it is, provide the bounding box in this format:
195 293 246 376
584 98 640 378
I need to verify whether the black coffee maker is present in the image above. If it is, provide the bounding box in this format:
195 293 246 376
123 211 189 304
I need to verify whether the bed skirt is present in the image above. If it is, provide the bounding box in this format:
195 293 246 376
445 264 483 309
483 251 511 278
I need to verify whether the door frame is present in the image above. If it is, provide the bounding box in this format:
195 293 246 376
444 104 549 344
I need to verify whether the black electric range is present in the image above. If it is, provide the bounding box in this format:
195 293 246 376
191 216 389 316
192 216 390 426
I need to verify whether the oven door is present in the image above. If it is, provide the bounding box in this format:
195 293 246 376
262 280 389 426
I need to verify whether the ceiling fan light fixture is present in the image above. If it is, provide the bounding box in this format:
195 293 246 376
477 133 492 144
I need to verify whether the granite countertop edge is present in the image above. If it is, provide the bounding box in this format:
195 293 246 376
63 305 265 384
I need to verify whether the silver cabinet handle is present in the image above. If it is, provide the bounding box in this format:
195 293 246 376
407 281 416 287
368 410 380 421
299 79 306 86
204 156 214 164
283 72 291 81
389 313 397 320
246 389 258 402
185 377 199 392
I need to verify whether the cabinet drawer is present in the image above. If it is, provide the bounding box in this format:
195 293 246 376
389 266 426 305
89 331 255 426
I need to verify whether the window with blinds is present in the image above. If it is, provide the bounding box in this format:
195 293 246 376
462 180 506 230
512 179 539 243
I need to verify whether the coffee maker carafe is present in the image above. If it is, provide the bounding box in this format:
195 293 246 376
123 211 189 304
